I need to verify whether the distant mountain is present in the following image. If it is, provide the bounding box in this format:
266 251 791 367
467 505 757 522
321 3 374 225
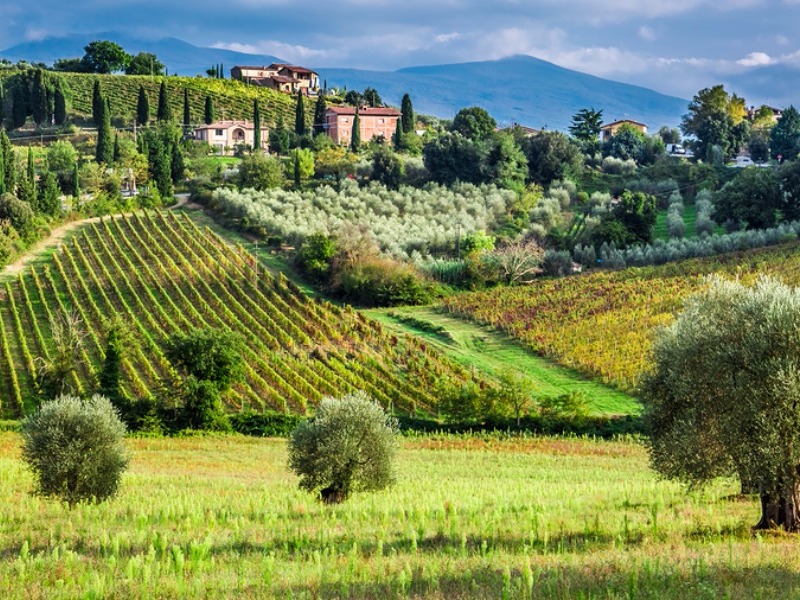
0 32 283 77
317 56 689 131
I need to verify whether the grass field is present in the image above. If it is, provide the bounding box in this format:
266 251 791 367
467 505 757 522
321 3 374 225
3 431 799 598
366 307 639 416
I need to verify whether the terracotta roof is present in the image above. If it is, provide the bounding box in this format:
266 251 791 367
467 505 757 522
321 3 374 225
270 74 297 84
326 107 401 116
232 66 273 71
600 119 648 129
280 65 317 75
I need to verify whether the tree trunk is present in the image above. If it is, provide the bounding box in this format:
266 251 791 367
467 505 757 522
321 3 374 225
320 486 346 504
754 483 800 532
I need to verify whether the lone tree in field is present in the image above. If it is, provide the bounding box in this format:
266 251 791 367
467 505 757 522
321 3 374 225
288 391 398 503
21 394 128 507
136 85 150 126
641 275 800 532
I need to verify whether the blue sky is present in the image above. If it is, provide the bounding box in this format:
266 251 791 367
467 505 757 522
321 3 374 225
1 0 799 101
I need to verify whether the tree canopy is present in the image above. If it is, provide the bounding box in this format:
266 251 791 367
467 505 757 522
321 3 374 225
770 105 800 161
125 52 164 76
451 106 497 140
81 40 131 74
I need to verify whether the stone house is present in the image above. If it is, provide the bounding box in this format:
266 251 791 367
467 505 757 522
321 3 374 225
324 107 402 145
600 119 648 142
194 120 269 153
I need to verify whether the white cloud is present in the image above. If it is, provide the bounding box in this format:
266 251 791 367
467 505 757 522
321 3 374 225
212 40 328 62
737 51 773 66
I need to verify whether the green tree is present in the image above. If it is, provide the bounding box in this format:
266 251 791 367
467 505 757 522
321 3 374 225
422 132 486 185
569 107 603 152
288 391 398 503
681 85 748 159
0 130 15 195
713 167 780 230
237 152 284 190
47 139 78 176
313 94 327 136
182 88 191 128
113 133 120 163
38 171 62 216
314 146 357 186
269 115 290 155
371 146 404 190
522 131 583 186
125 52 164 76
770 105 800 161
35 311 85 398
81 40 131 74
97 319 130 408
136 85 149 126
612 190 657 245
344 89 362 106
252 99 261 151
451 106 497 140
487 133 528 192
641 276 800 531
21 394 128 507
294 89 306 136
289 147 314 183
144 126 173 198
53 79 67 125
166 327 244 391
350 110 361 152
203 94 215 125
31 69 48 126
11 85 27 130
95 96 113 165
393 118 404 151
362 87 382 107
91 79 103 126
401 93 414 134
297 233 336 282
157 80 171 122
170 139 185 183
603 124 645 162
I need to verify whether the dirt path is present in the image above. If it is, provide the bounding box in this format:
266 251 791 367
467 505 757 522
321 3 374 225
0 193 192 279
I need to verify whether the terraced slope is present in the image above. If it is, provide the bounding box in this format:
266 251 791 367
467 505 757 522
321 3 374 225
443 241 800 392
0 212 474 417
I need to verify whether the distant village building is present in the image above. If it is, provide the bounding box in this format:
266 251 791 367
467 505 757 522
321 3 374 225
600 119 648 142
231 64 319 95
747 105 782 123
324 107 402 145
194 120 269 153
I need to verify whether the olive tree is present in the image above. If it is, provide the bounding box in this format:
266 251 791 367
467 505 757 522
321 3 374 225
641 275 800 531
21 394 128 506
287 391 398 503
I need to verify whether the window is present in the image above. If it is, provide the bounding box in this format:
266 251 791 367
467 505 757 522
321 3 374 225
342 118 349 123
215 129 224 136
378 119 385 124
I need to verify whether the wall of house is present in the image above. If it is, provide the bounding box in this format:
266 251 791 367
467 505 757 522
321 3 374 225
326 114 399 145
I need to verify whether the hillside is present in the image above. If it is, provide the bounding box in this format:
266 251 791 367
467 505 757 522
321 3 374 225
0 211 476 418
442 241 800 392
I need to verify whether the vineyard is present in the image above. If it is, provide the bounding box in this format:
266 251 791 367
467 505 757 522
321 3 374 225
0 211 476 418
443 241 800 391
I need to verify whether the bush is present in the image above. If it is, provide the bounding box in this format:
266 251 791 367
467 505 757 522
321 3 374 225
287 391 398 503
21 394 128 506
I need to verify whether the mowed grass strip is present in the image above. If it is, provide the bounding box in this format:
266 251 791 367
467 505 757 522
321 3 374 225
367 306 639 416
2 432 798 599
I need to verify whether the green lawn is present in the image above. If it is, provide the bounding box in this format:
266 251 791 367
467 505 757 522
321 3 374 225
365 306 640 416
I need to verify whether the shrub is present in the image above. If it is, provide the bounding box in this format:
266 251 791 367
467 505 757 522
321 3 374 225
287 391 398 503
21 394 128 506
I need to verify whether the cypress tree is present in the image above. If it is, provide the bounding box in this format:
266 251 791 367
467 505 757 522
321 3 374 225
157 80 171 122
350 110 360 152
73 162 80 201
0 148 4 195
54 80 67 126
147 131 173 198
183 88 190 128
253 99 261 151
38 171 61 216
27 147 34 183
31 69 48 126
0 84 5 127
136 85 149 126
171 138 184 184
204 95 215 125
294 89 305 136
92 80 103 126
95 95 113 165
113 133 120 162
11 85 27 129
313 94 327 136
98 323 124 406
0 130 15 194
220 63 224 79
401 93 414 134
293 149 301 186
394 118 403 151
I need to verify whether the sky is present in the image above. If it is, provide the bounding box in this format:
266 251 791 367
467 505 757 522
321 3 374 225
1 0 799 102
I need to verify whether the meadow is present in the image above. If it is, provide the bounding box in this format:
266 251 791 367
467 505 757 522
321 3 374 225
2 431 798 599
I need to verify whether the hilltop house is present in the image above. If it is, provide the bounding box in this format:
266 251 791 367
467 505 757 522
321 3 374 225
194 120 269 153
600 119 648 142
324 107 402 145
231 64 319 94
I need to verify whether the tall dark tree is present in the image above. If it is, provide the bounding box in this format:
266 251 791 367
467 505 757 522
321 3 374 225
269 115 290 155
72 162 79 201
401 93 414 134
91 79 104 126
53 80 67 126
313 94 327 136
112 133 120 163
146 128 173 198
204 95 215 125
171 139 185 184
157 80 171 122
98 320 128 406
393 118 404 151
95 95 113 165
38 171 61 216
713 167 780 230
31 69 48 126
136 85 149 126
11 85 27 130
182 88 191 128
0 84 5 127
0 130 15 194
253 99 261 151
770 105 800 161
350 110 361 152
294 90 306 136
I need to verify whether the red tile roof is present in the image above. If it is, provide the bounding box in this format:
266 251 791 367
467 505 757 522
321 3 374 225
326 107 401 116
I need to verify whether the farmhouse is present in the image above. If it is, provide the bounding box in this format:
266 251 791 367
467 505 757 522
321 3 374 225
600 119 648 142
194 120 269 153
324 106 402 145
231 64 319 94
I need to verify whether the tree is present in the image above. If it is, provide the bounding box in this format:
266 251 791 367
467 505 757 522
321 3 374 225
770 105 800 161
125 52 164 76
451 106 496 140
35 311 86 398
91 79 104 126
371 146 404 190
53 79 67 125
523 131 583 186
569 107 603 151
713 167 780 230
344 89 362 107
53 58 87 73
81 40 131 74
171 140 185 184
314 146 357 186
252 99 261 151
487 133 528 192
642 275 800 531
294 89 306 136
362 87 382 107
658 126 681 145
423 132 486 185
490 369 535 426
0 130 15 195
486 239 544 285
237 152 284 190
269 115 290 155
47 139 78 176
603 124 645 162
297 233 336 282
144 126 173 198
97 319 130 407
203 94 215 125
157 80 171 122
31 69 48 126
393 119 404 151
289 147 314 183
288 391 398 503
401 93 414 134
136 85 149 126
312 94 327 136
11 84 27 130
748 132 770 164
612 190 657 245
21 394 128 507
38 171 62 217
95 96 113 165
350 110 361 152
681 85 748 159
182 88 191 129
